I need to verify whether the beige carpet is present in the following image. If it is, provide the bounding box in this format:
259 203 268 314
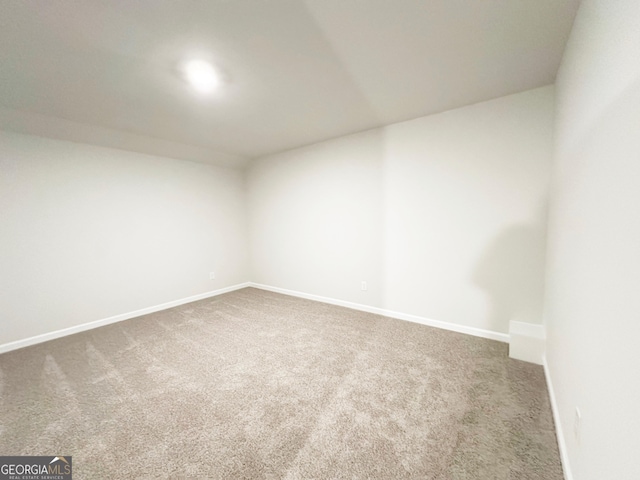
0 288 562 479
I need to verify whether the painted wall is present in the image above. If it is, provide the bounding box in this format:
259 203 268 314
247 129 386 308
0 131 249 346
545 1 640 479
248 86 554 334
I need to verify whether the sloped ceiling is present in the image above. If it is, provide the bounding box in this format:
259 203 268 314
0 0 580 167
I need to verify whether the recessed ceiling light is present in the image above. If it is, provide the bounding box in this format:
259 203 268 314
182 59 220 94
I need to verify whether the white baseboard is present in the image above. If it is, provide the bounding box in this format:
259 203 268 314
248 282 509 343
0 282 251 354
543 355 573 480
509 321 546 365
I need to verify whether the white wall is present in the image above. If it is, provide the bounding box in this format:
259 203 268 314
545 1 640 479
248 86 554 334
247 129 386 307
0 131 249 346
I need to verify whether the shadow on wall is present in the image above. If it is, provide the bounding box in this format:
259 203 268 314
473 206 548 333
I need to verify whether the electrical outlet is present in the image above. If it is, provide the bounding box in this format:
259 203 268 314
361 281 367 291
574 407 581 443
209 272 216 280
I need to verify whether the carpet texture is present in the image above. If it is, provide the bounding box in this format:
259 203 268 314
0 288 563 479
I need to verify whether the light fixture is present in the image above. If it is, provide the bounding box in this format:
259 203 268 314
181 59 220 94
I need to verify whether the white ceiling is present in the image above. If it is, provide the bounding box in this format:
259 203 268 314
0 0 579 167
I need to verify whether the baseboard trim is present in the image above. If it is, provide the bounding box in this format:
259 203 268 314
248 283 509 343
508 321 545 365
543 355 573 480
0 282 251 354
1 281 510 352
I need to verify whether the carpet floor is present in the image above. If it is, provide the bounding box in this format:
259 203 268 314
0 287 563 479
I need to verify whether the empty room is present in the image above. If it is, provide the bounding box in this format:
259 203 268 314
1 1 638 479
